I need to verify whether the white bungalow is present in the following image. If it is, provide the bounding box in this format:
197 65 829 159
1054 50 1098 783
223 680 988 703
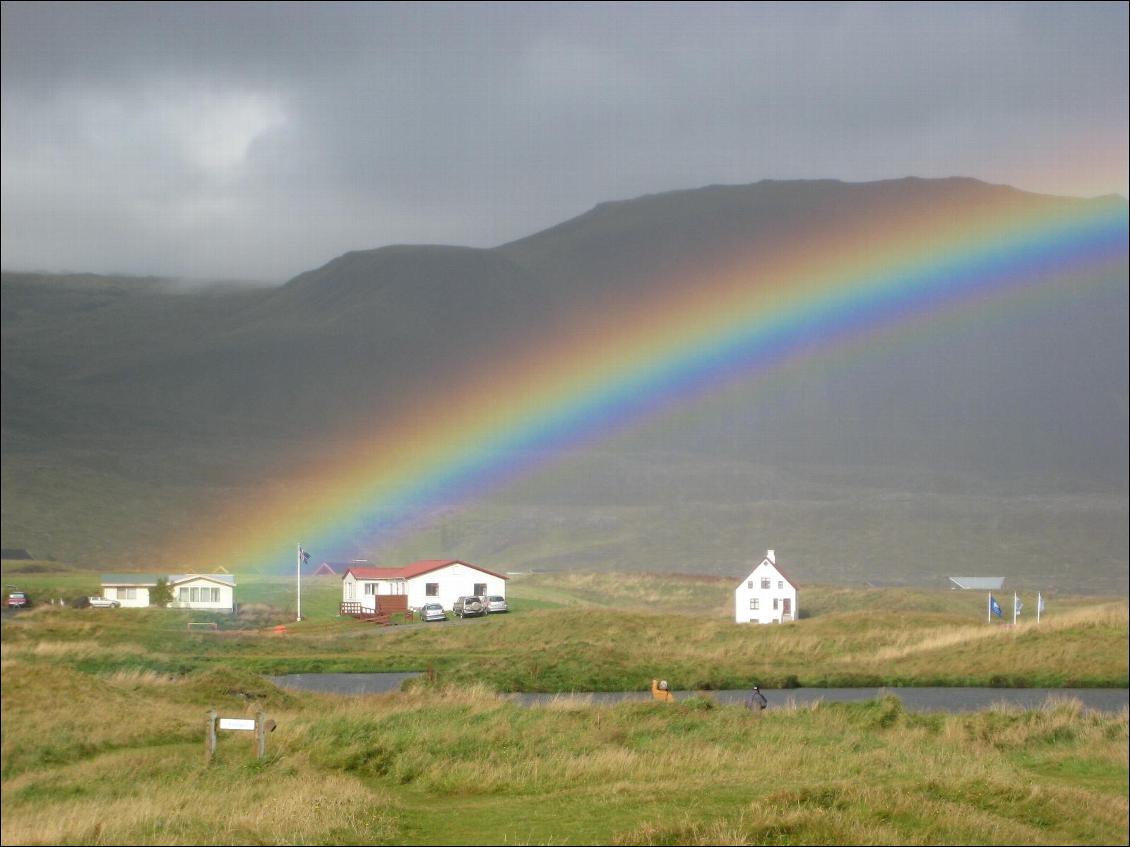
99 573 236 611
169 573 236 612
734 550 798 624
341 559 508 613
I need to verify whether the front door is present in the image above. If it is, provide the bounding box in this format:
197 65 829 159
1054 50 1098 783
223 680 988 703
782 598 792 618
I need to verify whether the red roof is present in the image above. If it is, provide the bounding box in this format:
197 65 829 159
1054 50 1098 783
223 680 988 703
344 559 508 581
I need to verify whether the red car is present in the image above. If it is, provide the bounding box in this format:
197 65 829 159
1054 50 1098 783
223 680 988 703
7 591 29 608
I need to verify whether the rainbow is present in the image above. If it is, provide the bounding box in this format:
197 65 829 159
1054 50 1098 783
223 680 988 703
186 187 1128 570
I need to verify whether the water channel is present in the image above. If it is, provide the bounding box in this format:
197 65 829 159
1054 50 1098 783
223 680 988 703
267 673 1129 713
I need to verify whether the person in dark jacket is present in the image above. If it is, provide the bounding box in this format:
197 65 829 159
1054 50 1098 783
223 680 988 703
746 685 768 711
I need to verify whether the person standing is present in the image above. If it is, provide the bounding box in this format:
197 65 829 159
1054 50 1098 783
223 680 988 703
746 685 768 712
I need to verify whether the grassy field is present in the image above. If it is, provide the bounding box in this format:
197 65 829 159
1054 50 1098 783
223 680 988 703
2 566 1127 844
1 566 1125 689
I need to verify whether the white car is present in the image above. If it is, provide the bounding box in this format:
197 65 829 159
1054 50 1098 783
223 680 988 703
485 595 508 613
87 596 120 608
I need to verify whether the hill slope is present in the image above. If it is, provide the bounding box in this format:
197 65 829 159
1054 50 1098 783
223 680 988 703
2 178 1127 589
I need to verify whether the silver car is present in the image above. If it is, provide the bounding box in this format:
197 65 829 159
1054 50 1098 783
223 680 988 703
485 595 508 613
419 602 447 622
87 596 120 608
451 596 486 618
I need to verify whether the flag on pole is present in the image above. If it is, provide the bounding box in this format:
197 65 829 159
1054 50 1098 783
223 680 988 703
1014 593 1023 616
989 594 1002 619
300 548 311 564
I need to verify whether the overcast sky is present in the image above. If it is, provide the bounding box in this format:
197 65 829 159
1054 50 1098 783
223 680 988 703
2 2 1127 282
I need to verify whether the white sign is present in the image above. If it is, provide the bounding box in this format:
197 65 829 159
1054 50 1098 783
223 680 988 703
218 717 257 731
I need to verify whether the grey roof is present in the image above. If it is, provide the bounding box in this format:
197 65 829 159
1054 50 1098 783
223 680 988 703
100 573 160 586
949 576 1005 590
102 573 237 587
168 573 236 587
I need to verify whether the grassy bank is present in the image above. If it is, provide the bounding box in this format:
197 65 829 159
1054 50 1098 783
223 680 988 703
2 569 1127 844
1 568 1126 689
1 664 1126 845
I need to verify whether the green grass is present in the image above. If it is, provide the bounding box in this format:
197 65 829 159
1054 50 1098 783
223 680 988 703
2 568 1126 689
1 666 1126 845
2 569 1127 844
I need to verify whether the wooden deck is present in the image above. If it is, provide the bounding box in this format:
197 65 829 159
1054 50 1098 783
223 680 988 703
340 596 412 625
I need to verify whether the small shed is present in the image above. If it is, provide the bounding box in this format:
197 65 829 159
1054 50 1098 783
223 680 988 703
734 550 798 624
949 577 1005 590
100 574 159 608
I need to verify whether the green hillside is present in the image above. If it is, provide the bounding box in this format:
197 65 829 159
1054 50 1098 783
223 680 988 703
2 179 1127 590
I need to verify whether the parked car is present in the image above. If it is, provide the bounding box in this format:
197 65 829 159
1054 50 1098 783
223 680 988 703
420 602 447 622
6 590 29 609
485 595 508 613
87 596 121 609
451 595 486 618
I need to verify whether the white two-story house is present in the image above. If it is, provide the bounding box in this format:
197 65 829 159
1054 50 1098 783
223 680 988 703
734 550 798 624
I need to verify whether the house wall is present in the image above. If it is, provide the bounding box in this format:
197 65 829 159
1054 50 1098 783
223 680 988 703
339 573 379 614
734 560 797 624
170 578 234 612
406 564 506 610
104 586 151 608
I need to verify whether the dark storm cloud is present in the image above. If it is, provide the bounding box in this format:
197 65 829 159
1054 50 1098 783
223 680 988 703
2 2 1127 281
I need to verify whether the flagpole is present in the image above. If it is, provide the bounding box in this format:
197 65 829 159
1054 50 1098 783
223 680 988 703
987 592 991 625
296 543 302 623
1012 592 1017 625
1037 592 1042 624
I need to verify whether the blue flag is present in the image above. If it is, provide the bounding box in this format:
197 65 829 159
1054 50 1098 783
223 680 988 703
989 594 1002 618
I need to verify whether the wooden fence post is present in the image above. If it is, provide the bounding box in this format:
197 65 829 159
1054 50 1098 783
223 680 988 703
256 711 266 760
205 709 217 762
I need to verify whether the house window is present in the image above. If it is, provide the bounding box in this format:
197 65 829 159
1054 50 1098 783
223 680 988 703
474 583 487 596
750 599 759 610
773 598 779 610
120 588 137 600
426 583 438 596
364 583 377 595
179 587 190 602
778 580 783 589
760 578 770 589
188 587 220 603
747 580 753 589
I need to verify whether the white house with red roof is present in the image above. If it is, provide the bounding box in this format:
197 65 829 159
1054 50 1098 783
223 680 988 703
734 550 798 624
341 559 508 613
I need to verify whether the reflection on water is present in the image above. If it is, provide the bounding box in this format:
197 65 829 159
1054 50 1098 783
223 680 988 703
267 674 1128 713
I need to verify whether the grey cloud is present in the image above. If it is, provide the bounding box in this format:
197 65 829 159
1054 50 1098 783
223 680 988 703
2 2 1126 281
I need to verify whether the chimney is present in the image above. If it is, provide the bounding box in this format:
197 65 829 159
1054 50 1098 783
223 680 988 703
766 549 775 564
